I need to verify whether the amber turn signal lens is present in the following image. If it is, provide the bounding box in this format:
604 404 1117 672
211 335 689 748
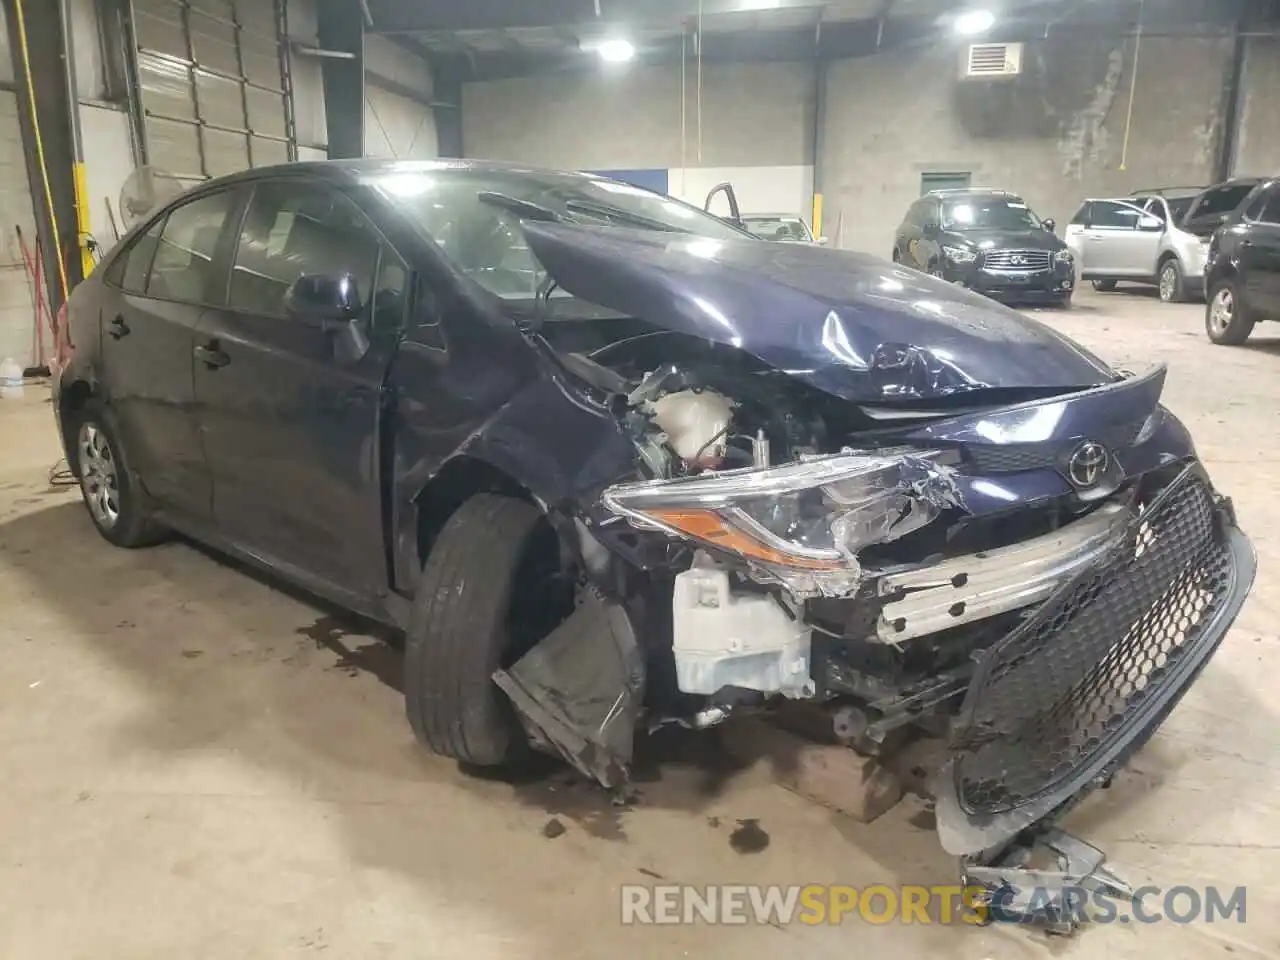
646 508 843 570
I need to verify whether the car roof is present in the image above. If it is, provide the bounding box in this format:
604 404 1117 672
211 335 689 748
924 188 1016 198
742 213 804 219
172 157 629 193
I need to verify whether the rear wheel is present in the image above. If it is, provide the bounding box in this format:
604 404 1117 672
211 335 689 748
1092 279 1117 292
404 494 571 767
1205 279 1255 345
72 402 166 548
1158 258 1186 303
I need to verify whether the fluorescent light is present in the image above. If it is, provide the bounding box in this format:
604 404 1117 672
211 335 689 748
955 9 996 34
597 38 636 62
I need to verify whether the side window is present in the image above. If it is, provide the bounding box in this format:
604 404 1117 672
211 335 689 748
104 218 164 292
1258 188 1280 226
1141 198 1167 222
147 190 235 303
1070 202 1090 226
372 248 409 332
229 181 380 317
1088 201 1144 229
1243 191 1267 222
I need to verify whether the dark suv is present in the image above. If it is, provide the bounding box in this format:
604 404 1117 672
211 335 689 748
1204 177 1280 345
892 189 1075 306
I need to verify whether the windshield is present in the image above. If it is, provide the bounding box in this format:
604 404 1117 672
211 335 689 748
1189 184 1255 220
367 167 747 302
742 216 812 241
942 196 1042 231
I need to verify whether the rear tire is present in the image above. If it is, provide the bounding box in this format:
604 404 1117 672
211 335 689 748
404 493 558 767
1158 258 1186 303
71 401 167 548
1205 279 1255 345
1092 279 1117 292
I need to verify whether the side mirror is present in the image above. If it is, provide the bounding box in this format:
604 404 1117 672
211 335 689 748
1138 215 1164 232
1042 217 1057 233
284 272 369 361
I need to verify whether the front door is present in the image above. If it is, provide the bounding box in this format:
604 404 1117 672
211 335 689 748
1079 200 1160 277
192 178 410 594
97 189 237 517
1241 187 1280 314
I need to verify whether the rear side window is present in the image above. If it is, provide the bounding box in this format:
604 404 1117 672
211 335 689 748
1257 188 1280 226
229 181 380 317
147 191 236 303
1192 184 1255 219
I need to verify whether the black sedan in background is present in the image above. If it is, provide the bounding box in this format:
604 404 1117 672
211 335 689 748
892 189 1076 306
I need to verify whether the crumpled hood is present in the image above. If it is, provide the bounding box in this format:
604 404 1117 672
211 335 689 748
521 222 1112 403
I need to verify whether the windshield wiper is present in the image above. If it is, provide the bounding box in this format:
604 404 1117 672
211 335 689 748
477 191 562 222
562 199 682 233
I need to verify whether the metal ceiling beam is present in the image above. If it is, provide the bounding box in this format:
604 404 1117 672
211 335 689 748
364 0 826 34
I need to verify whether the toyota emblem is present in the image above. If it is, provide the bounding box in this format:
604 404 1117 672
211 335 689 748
1067 441 1110 488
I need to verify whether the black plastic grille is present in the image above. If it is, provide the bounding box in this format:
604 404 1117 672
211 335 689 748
951 471 1234 815
965 419 1143 474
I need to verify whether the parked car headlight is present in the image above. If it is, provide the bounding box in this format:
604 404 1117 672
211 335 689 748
942 245 977 264
602 452 961 594
1054 249 1074 264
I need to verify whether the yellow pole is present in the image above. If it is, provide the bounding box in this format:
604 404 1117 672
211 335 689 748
812 192 824 240
74 162 94 276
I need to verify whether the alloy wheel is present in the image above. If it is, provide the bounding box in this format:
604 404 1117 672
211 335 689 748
78 421 120 528
1208 287 1234 338
1159 264 1177 302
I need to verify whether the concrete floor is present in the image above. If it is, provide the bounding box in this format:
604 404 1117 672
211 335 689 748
2 288 1279 959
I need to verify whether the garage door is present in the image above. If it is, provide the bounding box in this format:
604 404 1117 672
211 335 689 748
133 0 294 184
0 93 40 371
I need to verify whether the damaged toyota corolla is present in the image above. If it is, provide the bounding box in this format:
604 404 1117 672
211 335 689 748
57 160 1254 926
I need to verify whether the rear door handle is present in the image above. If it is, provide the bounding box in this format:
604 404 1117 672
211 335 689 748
194 342 230 369
108 315 130 339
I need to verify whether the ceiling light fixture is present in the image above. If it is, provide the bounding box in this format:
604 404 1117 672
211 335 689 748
954 9 996 35
597 38 636 62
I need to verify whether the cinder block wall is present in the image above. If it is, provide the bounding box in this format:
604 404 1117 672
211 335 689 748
461 32 1280 256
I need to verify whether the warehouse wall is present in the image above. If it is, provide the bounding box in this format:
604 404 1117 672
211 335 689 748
821 34 1234 253
1236 37 1280 179
365 35 438 159
463 60 814 169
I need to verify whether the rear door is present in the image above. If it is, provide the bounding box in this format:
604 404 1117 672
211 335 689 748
97 189 237 518
1077 200 1158 277
192 177 409 593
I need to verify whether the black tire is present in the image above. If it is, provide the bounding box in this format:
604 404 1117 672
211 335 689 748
70 400 167 548
1158 257 1186 303
1205 278 1255 346
404 493 558 767
1092 279 1117 292
891 248 901 263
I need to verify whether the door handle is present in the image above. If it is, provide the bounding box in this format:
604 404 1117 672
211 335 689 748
108 315 130 339
194 342 230 369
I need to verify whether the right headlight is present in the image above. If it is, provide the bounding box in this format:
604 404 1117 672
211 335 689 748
602 452 961 596
942 244 977 264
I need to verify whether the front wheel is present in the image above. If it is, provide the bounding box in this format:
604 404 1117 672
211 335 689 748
1205 279 1255 345
1158 259 1186 303
404 494 571 767
72 402 166 548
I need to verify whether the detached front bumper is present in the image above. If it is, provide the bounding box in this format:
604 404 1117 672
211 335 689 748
935 464 1255 856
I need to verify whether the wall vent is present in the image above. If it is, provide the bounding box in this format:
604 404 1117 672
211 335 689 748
964 42 1023 77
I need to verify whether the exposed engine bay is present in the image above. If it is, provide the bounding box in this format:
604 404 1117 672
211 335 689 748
488 223 1256 932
